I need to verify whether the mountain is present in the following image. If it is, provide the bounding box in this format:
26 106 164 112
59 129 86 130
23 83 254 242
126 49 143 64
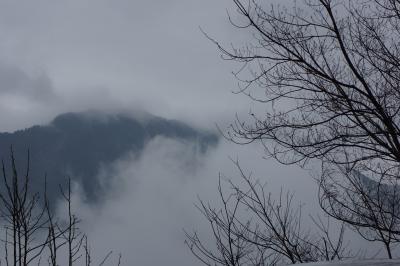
0 111 218 204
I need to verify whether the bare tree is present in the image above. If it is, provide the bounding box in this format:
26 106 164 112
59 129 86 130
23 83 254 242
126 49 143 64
318 163 400 259
212 0 400 173
185 161 349 265
197 0 400 261
0 149 121 266
0 149 48 266
59 179 85 266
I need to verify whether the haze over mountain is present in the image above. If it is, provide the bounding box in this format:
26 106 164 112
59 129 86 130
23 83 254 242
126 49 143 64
0 111 218 204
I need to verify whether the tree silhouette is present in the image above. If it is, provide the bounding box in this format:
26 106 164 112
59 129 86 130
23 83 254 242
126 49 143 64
189 0 400 264
0 148 121 266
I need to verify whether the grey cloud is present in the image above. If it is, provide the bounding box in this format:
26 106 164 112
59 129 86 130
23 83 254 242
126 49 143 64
61 138 318 265
0 62 55 101
58 138 387 265
0 0 250 132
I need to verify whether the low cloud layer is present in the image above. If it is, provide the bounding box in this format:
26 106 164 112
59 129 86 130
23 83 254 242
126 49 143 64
49 136 390 265
59 137 317 265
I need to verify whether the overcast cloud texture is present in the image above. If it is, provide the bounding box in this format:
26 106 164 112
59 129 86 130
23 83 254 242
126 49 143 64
69 138 315 266
0 0 257 132
0 0 385 265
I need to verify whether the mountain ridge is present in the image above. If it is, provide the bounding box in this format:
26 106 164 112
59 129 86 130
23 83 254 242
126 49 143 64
0 111 218 205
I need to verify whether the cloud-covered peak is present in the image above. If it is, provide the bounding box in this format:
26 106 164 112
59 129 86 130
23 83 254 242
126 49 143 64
0 110 218 205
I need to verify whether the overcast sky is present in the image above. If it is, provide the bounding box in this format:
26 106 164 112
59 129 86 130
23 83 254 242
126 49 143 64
0 0 385 265
0 0 258 132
